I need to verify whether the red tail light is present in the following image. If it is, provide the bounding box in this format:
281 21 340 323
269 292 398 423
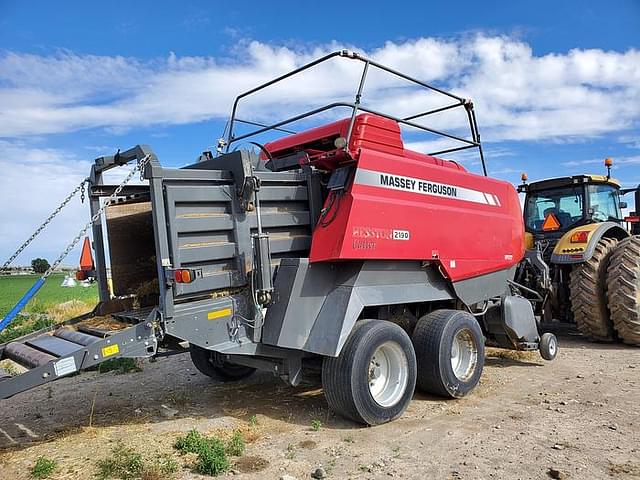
173 269 195 283
570 231 589 243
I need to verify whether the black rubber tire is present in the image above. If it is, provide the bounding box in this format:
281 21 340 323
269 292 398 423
322 320 417 426
569 237 618 342
189 345 256 382
606 235 640 346
412 309 484 398
539 332 559 361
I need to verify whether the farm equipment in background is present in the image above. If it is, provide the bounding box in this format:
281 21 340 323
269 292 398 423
0 50 558 425
515 159 640 346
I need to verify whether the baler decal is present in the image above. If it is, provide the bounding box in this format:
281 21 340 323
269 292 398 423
354 169 499 206
102 344 119 358
207 308 232 320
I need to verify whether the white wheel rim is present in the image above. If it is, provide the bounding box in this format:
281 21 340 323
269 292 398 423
368 341 409 407
451 328 478 381
547 337 557 356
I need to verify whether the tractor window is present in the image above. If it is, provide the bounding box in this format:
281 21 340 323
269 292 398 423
525 186 584 232
588 184 621 222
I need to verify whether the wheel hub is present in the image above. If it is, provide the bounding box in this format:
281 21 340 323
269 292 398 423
368 341 409 407
450 328 478 382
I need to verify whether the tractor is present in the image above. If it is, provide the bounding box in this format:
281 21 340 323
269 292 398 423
514 158 640 345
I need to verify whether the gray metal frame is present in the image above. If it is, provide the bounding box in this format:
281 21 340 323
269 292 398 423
263 259 455 356
0 317 157 399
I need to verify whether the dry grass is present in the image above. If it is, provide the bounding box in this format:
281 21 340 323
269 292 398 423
78 315 127 331
485 347 540 362
43 299 93 323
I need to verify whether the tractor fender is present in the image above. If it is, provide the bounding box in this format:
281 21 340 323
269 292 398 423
551 222 629 264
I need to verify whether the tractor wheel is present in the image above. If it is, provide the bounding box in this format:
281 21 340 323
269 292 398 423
189 345 256 382
412 309 484 398
569 237 618 341
322 320 417 425
607 236 640 346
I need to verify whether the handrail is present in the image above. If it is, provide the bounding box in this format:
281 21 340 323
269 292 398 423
224 50 488 175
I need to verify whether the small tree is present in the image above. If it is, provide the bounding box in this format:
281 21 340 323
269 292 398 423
31 258 50 274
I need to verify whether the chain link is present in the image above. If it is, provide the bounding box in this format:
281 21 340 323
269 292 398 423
41 155 151 279
1 177 89 270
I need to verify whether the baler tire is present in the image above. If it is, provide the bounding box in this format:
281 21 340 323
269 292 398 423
569 237 618 342
322 320 416 426
412 309 484 398
607 235 640 346
539 332 559 361
189 345 256 382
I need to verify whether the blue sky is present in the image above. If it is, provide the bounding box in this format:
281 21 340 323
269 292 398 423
0 0 639 264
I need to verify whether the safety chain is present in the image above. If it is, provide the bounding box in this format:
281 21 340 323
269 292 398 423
41 155 151 279
1 177 89 270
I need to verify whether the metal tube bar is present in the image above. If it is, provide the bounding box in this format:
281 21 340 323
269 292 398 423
403 102 463 121
345 61 370 147
230 101 478 149
228 102 351 145
356 105 479 146
226 51 345 149
235 118 297 135
428 144 477 156
469 108 488 176
364 56 465 102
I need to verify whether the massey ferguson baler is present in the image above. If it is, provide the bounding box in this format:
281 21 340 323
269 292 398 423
0 51 557 425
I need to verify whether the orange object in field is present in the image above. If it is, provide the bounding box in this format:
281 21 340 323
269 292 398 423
79 237 94 271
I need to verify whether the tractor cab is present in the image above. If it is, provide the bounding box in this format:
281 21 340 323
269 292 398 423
519 174 624 238
514 158 640 344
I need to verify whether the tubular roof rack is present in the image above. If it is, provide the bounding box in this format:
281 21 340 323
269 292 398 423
224 50 487 176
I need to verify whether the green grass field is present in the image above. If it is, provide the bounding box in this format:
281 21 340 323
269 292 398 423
0 273 98 343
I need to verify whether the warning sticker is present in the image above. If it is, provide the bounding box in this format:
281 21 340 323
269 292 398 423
54 356 77 377
207 308 232 320
102 344 120 358
542 213 561 231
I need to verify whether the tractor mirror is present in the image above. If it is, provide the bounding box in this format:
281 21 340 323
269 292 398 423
620 201 628 209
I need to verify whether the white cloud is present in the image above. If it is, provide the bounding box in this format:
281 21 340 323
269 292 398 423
0 140 144 266
562 155 640 167
0 36 638 143
0 140 90 266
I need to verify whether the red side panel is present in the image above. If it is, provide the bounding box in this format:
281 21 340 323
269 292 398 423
309 148 524 282
263 114 405 159
347 114 404 156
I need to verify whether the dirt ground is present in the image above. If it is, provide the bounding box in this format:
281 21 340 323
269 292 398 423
0 334 638 480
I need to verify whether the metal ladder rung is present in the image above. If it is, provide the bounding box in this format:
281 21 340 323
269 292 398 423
112 307 154 323
4 343 56 369
54 328 101 346
76 325 113 338
26 336 82 358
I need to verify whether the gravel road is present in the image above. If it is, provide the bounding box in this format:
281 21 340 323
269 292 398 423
0 335 638 479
